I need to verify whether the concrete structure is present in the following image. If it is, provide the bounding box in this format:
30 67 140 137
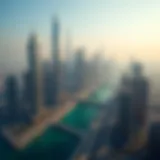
27 33 42 115
42 61 54 106
128 62 149 151
73 48 86 92
52 17 61 105
5 76 19 123
130 62 149 128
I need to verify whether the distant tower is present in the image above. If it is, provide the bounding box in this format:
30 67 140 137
27 33 41 115
42 61 54 106
131 62 149 126
127 62 149 151
93 53 102 86
65 31 73 91
73 48 86 92
52 17 60 105
66 30 72 61
5 76 19 122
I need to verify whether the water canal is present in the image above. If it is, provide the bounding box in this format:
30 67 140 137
0 85 113 160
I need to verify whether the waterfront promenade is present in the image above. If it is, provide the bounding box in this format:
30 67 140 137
2 89 93 149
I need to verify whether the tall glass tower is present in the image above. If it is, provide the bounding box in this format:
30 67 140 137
52 17 60 105
27 33 41 115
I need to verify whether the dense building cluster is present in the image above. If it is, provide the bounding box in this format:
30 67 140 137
0 17 109 127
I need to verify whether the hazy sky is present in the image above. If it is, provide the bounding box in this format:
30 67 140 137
1 0 160 74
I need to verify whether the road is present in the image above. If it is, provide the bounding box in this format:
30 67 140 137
2 101 75 149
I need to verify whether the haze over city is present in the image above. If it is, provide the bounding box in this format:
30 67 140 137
0 1 160 160
1 0 160 74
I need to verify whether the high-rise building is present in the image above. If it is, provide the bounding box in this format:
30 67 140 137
73 48 86 92
130 62 149 128
42 61 54 106
64 31 74 92
0 78 6 109
23 72 30 107
93 53 102 86
124 62 149 151
0 78 8 126
27 33 41 115
52 17 61 105
5 75 19 123
116 75 132 148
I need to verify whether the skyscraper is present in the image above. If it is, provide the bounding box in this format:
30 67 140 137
64 31 73 92
27 33 41 115
73 48 86 92
130 62 149 128
42 61 54 106
116 75 132 148
52 17 60 105
5 75 19 123
125 62 149 151
92 53 101 86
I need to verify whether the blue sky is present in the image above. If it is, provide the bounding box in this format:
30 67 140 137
1 0 160 74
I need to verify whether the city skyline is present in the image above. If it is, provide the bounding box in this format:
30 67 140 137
1 0 160 74
0 1 159 159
